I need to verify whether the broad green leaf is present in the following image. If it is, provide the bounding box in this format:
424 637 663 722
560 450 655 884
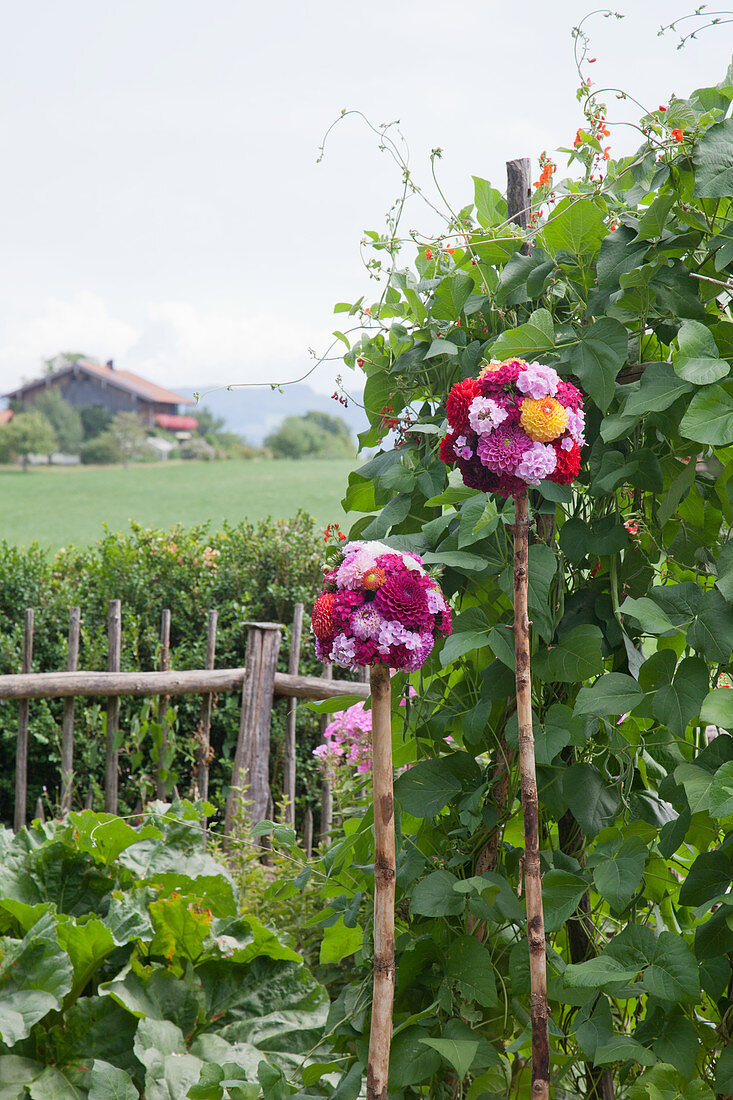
564 764 620 837
687 588 733 662
148 894 213 963
498 543 557 641
472 177 507 228
630 1064 715 1100
319 918 362 965
87 1060 138 1100
679 850 733 906
636 193 676 241
561 318 627 411
57 916 115 999
27 1068 86 1100
422 550 487 572
0 1057 44 1100
592 836 647 912
574 673 645 718
541 871 588 932
673 320 730 385
67 812 161 866
674 763 712 813
389 1027 442 1087
559 515 628 561
716 539 733 602
444 936 498 1007
489 308 555 361
410 871 464 917
680 385 733 446
645 932 700 1003
431 272 475 321
594 1035 657 1067
715 1042 733 1093
533 625 604 683
394 758 462 817
419 1038 478 1080
0 913 72 1045
540 198 606 260
653 657 710 738
622 362 693 418
694 117 733 196
425 338 459 359
619 596 676 635
709 761 733 817
564 956 639 989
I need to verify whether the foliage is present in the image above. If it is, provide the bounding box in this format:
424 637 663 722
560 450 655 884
81 429 124 465
31 391 84 455
0 515 329 828
79 404 114 442
283 57 733 1098
265 412 354 460
0 411 57 467
0 800 336 1098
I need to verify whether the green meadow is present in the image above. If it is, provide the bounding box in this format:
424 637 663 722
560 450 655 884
0 458 357 550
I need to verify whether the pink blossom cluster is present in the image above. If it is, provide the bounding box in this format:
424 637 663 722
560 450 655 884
314 701 373 774
439 358 585 498
311 540 452 672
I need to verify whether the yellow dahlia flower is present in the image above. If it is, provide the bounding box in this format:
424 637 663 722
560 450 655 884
520 396 569 442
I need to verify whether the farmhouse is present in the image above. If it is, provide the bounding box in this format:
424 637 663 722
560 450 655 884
5 359 197 430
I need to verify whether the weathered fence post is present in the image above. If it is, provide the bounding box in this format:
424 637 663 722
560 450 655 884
155 608 171 799
320 661 334 847
13 609 34 833
303 806 313 859
199 609 218 844
224 621 282 845
284 602 304 826
507 155 532 239
104 599 122 813
60 606 81 815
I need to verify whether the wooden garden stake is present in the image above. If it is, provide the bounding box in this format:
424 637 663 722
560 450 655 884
366 662 396 1100
513 490 550 1100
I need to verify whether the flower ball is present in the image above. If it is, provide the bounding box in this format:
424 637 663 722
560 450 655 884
440 359 585 498
312 541 452 672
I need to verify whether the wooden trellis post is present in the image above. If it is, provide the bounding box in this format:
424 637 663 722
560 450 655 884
13 609 34 833
104 599 122 813
60 606 81 815
320 661 334 847
224 621 282 844
155 608 171 799
283 602 304 826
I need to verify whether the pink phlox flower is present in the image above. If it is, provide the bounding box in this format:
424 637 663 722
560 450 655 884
516 362 560 400
468 395 508 435
515 441 557 485
330 633 357 669
556 379 583 410
566 407 586 445
426 586 446 614
378 620 410 647
560 436 574 451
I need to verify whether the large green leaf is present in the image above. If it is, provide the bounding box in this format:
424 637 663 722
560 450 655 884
56 916 116 1001
618 596 676 636
540 871 589 933
419 1038 478 1080
687 588 733 662
87 1060 138 1100
431 272 475 322
389 1027 442 1088
563 764 620 837
394 758 462 817
591 835 647 912
319 918 362 965
680 385 733 446
673 320 730 385
709 761 733 818
574 673 645 718
561 318 628 411
540 198 606 260
653 657 710 738
498 543 557 641
622 362 693 418
533 625 604 683
489 308 555 361
410 871 464 918
701 687 733 730
0 913 72 1045
444 936 497 1007
0 1057 44 1100
694 117 733 196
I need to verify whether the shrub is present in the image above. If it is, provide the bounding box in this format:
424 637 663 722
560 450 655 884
80 429 123 464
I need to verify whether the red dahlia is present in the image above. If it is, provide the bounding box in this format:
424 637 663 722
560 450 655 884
445 377 479 432
552 441 581 484
312 592 336 639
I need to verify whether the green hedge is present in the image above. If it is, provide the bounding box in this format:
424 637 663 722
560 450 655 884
0 514 328 826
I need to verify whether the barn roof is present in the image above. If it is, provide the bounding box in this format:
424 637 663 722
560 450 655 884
5 360 195 407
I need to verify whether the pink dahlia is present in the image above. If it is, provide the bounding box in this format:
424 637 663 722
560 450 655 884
332 589 365 632
477 358 523 391
374 572 432 629
477 423 533 475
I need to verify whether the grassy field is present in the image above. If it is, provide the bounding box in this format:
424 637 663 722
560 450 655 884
0 459 357 551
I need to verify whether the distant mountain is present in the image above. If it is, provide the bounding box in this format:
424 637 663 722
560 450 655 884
184 383 368 446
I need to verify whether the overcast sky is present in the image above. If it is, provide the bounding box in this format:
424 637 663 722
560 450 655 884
1 1 731 406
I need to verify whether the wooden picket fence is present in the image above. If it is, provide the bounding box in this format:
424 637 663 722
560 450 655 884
0 600 369 845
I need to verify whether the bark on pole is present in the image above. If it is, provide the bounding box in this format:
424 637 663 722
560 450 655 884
13 608 34 833
284 602 304 826
513 490 550 1100
60 606 81 815
104 600 122 814
366 662 396 1100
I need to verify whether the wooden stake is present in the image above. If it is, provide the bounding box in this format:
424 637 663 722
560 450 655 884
155 608 171 799
60 606 81 815
105 599 122 813
303 806 313 860
366 662 396 1100
14 608 34 833
199 609 218 843
320 661 334 846
513 490 550 1100
284 602 304 826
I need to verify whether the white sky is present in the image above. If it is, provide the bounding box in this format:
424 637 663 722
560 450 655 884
0 1 731 403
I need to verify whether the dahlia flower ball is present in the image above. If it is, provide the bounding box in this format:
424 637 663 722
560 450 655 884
312 540 451 672
440 357 585 497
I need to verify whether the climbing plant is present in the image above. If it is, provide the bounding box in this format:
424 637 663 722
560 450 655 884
270 46 733 1100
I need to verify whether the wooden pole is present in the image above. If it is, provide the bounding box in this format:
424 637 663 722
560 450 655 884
60 606 81 815
104 599 121 813
14 608 34 832
284 602 304 826
506 156 532 239
320 661 333 847
366 662 396 1100
198 609 218 804
224 622 282 844
303 806 313 859
155 609 171 799
513 490 550 1100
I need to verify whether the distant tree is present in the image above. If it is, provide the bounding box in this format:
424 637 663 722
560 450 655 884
80 430 123 465
195 408 227 437
79 405 113 441
110 412 151 465
43 351 90 375
0 411 57 468
265 411 353 460
32 390 83 454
